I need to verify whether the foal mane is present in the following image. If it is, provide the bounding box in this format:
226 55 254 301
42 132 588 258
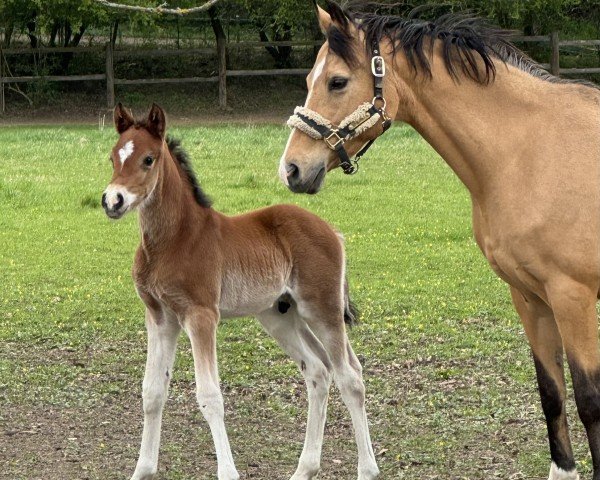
131 115 211 208
326 1 597 88
166 137 212 208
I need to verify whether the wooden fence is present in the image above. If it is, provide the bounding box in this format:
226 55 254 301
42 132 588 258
1 32 599 113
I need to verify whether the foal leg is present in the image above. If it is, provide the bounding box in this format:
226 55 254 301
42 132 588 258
184 307 239 480
257 309 332 480
298 305 379 480
547 280 600 480
510 287 578 480
131 308 181 480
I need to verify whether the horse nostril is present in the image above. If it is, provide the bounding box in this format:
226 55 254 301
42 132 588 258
101 193 107 210
286 163 300 185
115 193 124 210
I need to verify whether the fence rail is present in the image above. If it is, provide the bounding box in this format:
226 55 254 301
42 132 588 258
0 32 599 113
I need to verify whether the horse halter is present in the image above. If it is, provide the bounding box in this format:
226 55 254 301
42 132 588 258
287 41 392 175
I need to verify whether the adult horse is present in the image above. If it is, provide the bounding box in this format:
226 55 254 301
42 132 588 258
279 2 600 479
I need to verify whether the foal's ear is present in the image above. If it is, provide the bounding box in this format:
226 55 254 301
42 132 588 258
146 103 167 139
114 103 134 134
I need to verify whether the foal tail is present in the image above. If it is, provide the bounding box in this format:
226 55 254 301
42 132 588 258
337 231 359 327
344 280 359 327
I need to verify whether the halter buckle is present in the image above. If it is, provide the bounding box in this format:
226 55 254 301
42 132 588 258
371 56 385 77
372 96 387 111
324 131 344 150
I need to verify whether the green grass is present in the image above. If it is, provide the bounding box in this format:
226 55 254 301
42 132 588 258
0 123 592 479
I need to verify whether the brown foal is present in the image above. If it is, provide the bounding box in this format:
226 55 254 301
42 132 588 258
101 103 379 480
279 3 600 480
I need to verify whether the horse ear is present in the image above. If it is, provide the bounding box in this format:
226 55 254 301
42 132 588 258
147 103 166 139
317 2 351 35
114 103 134 134
316 4 333 34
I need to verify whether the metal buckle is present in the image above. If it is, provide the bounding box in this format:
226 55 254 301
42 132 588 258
372 96 387 111
325 131 344 150
371 56 385 77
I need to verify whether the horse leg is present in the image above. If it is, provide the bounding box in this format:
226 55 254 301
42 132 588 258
185 307 239 480
297 302 379 480
547 280 600 480
510 287 578 480
131 308 180 480
257 309 332 480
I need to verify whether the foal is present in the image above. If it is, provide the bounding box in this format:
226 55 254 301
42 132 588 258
101 103 379 480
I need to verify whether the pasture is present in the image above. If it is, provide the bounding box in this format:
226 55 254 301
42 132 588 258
0 123 592 479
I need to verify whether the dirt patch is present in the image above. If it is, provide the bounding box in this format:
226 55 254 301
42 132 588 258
2 337 587 480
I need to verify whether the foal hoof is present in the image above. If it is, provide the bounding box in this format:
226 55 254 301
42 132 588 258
130 472 156 480
358 464 380 480
290 465 320 480
217 468 240 480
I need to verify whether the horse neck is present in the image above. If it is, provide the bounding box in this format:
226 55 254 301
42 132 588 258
392 52 555 199
138 144 205 250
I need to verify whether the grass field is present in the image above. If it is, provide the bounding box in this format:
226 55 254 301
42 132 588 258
0 123 593 479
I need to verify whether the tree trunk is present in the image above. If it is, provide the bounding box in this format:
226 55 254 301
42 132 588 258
27 19 38 49
209 6 227 109
257 23 293 68
49 22 60 47
59 23 87 73
3 23 14 48
110 20 119 47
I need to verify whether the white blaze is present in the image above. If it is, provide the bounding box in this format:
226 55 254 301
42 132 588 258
279 56 327 185
279 130 299 186
305 57 326 106
118 140 135 166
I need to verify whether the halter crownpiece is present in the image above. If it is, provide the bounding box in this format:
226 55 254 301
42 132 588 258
286 40 392 175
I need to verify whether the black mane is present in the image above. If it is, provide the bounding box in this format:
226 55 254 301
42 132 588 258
167 136 212 208
326 1 593 87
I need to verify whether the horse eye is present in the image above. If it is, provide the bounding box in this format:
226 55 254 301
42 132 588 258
328 77 348 91
143 156 154 167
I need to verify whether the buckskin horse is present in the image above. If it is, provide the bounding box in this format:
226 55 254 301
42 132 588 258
279 2 600 479
102 103 379 480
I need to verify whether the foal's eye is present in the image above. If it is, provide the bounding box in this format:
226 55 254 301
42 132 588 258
143 156 154 167
328 77 348 91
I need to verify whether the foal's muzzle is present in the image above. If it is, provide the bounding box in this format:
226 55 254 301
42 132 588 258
102 185 133 219
286 163 326 194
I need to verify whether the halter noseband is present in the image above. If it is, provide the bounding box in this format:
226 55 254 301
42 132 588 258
287 40 392 175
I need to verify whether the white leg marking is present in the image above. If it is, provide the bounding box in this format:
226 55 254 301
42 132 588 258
299 311 379 480
549 462 579 480
335 346 379 480
185 314 239 480
131 310 180 480
258 310 331 480
119 140 135 167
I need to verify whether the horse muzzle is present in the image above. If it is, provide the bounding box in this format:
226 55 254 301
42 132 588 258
102 184 136 219
285 162 326 194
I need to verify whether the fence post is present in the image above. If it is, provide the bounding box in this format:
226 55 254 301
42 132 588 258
106 42 115 108
550 31 560 76
217 38 227 109
0 48 5 113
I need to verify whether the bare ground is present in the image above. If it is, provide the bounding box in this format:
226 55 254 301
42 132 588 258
0 333 589 480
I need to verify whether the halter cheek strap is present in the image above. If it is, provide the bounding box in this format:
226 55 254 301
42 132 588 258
286 40 392 175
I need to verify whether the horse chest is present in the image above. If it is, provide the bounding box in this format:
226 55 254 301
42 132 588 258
133 258 208 313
